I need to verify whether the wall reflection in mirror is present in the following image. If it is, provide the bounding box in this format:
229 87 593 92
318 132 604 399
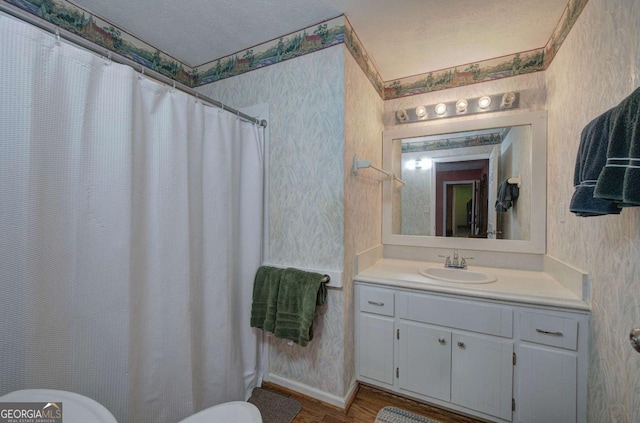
392 125 531 241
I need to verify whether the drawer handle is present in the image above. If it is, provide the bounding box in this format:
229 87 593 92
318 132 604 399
367 300 384 307
536 328 564 337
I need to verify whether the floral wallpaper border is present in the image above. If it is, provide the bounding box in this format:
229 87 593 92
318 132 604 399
343 16 384 98
402 132 503 153
382 0 589 100
1 0 349 89
3 0 588 97
194 16 345 86
3 0 195 85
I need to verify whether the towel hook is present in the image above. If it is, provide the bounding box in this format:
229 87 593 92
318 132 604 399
507 175 521 187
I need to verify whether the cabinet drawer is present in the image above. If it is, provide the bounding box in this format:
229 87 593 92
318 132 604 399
398 292 512 338
520 311 579 350
359 286 395 316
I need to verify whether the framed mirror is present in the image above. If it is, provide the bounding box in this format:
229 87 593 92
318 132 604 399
382 111 547 254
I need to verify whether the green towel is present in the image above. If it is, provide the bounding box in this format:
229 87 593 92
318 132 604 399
273 268 328 347
250 266 284 331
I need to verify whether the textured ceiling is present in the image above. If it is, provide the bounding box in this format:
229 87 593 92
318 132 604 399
69 0 569 81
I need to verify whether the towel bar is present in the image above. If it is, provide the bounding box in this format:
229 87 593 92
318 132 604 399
262 263 342 288
352 155 406 186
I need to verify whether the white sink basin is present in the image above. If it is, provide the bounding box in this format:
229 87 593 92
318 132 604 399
418 267 497 284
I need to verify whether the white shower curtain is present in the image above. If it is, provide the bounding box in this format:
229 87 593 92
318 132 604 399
0 13 263 423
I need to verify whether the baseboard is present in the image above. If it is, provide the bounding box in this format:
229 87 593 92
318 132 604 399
267 373 359 410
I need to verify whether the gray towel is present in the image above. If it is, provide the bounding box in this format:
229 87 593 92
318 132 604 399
594 86 640 205
273 268 328 347
570 108 622 216
495 180 519 212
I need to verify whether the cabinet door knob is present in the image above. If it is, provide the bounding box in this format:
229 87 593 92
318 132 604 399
457 341 465 349
438 337 446 345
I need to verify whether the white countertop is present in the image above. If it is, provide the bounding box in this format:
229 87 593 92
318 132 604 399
355 258 590 311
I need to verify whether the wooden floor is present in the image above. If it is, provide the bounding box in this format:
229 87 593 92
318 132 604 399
261 383 486 423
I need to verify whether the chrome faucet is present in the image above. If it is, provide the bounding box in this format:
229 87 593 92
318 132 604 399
452 250 459 267
439 250 473 269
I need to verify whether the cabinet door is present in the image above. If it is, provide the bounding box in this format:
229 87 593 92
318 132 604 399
398 321 451 402
451 332 513 421
358 313 395 386
518 344 577 423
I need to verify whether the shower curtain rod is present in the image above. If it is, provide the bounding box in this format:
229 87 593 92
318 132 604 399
0 2 267 128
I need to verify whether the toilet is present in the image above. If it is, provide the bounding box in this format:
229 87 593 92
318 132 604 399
0 389 117 423
179 401 263 423
0 389 262 423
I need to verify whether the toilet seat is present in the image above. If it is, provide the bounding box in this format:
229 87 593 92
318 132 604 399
179 401 262 423
0 389 118 423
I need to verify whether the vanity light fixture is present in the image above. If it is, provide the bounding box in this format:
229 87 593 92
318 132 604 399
405 157 432 170
478 96 492 109
435 103 447 116
456 99 468 113
394 92 519 123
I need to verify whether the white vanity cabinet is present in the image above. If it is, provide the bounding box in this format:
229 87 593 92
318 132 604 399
396 289 514 421
397 320 451 402
355 286 395 388
354 282 589 423
516 309 587 423
397 320 513 420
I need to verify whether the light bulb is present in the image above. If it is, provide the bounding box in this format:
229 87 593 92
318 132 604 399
478 96 492 109
415 105 427 118
501 92 516 108
456 99 468 113
435 103 447 116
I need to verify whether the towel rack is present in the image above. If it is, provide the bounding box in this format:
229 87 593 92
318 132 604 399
262 263 342 288
507 175 521 187
352 155 407 186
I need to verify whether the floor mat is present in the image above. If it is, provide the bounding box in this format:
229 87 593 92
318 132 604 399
375 406 441 423
248 387 301 423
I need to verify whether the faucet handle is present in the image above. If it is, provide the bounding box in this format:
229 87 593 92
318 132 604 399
438 255 451 267
460 256 474 267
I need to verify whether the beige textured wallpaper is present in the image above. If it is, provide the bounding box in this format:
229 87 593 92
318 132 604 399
343 48 385 395
545 0 640 421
